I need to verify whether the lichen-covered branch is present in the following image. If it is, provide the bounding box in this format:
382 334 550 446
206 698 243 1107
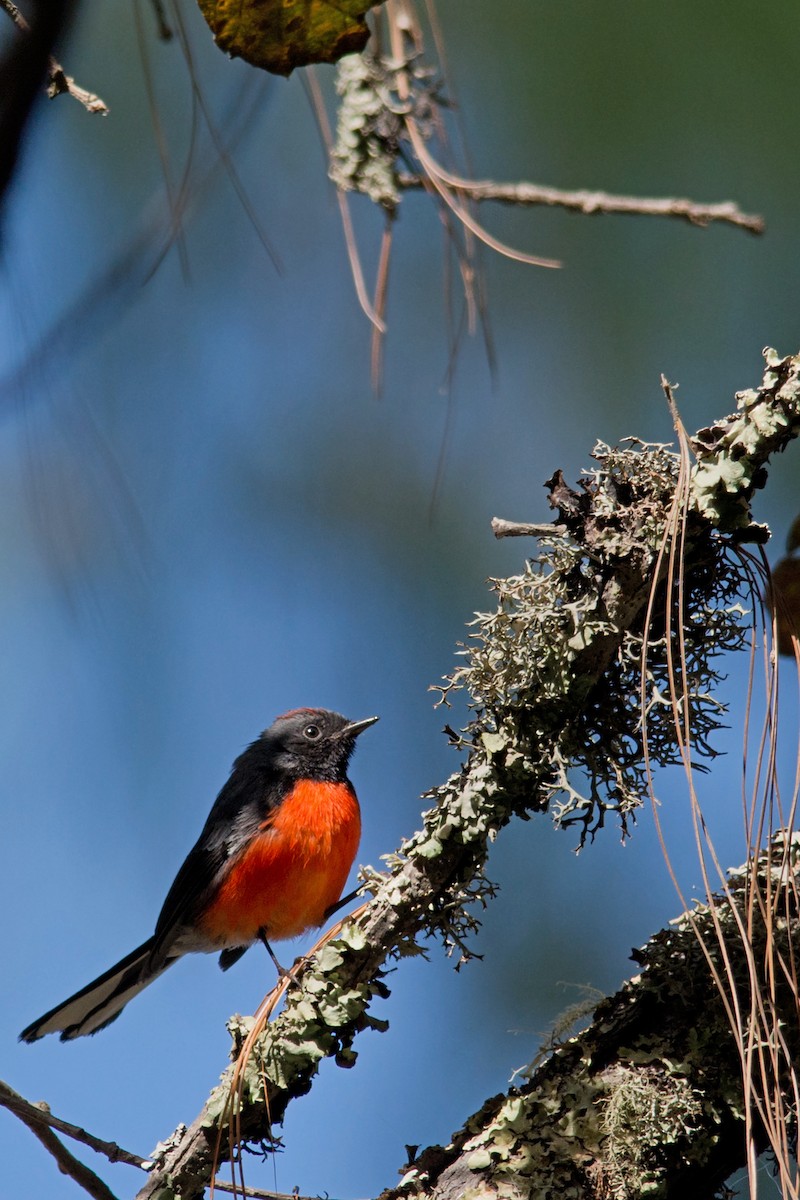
330 48 763 237
692 347 800 531
138 350 800 1200
380 835 800 1200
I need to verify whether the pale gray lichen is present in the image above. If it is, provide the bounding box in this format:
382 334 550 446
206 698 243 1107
329 48 441 213
600 1068 704 1198
329 53 403 212
432 439 750 844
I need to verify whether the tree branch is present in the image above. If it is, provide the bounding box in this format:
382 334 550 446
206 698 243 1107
379 836 800 1200
0 0 108 114
491 518 568 539
1 1079 124 1200
0 1078 146 1169
45 61 109 114
397 171 764 234
136 348 800 1200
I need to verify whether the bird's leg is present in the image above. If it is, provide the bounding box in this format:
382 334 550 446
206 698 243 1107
257 928 288 977
323 887 360 921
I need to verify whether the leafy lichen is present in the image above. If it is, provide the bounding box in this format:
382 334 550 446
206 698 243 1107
434 439 750 843
329 49 441 213
691 348 800 532
386 839 800 1200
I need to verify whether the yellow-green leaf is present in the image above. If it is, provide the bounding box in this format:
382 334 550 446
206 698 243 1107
197 0 382 76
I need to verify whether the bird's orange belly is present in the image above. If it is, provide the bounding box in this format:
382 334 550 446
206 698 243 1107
198 779 361 945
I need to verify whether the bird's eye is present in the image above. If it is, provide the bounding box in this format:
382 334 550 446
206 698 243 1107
303 723 322 740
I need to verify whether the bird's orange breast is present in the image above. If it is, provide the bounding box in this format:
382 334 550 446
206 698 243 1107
199 779 361 945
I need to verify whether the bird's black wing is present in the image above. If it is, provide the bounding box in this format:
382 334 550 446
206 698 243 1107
152 741 278 951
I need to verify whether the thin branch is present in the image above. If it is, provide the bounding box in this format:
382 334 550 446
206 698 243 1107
46 63 109 114
0 0 108 114
148 0 173 41
491 518 568 539
211 1180 348 1200
3 1089 122 1200
0 1079 146 1169
398 172 764 234
306 65 386 333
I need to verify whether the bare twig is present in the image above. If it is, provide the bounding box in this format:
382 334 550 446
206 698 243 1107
211 1180 346 1200
306 65 386 333
0 0 108 114
2 1086 122 1200
398 172 764 234
148 0 173 41
491 518 568 539
0 1079 146 1169
46 64 108 114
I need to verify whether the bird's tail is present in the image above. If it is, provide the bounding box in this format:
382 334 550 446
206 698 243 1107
20 937 178 1042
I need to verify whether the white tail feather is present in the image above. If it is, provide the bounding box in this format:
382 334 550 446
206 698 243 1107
20 938 177 1041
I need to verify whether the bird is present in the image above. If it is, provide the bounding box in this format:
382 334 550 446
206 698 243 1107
20 708 378 1042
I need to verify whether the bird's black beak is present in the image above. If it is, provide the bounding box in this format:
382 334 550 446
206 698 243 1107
342 715 379 739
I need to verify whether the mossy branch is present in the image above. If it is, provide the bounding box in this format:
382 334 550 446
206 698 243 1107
138 349 800 1200
380 834 800 1200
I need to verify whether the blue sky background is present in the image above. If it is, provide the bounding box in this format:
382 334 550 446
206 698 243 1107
2 1 800 1197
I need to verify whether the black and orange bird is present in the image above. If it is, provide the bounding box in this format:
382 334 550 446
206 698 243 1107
21 708 377 1042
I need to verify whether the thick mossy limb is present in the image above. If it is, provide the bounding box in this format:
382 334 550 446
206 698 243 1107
384 838 800 1200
